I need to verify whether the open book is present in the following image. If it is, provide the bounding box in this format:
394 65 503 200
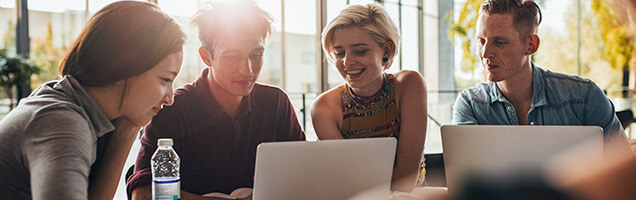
202 188 252 199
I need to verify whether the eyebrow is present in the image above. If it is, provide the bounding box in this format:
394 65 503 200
475 35 509 40
166 71 178 77
221 50 242 55
333 43 369 49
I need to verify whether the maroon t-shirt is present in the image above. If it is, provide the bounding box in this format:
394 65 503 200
126 68 305 197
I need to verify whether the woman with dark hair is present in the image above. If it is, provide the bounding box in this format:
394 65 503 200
0 1 186 199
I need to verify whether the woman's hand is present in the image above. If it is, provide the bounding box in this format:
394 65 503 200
88 117 142 200
112 117 143 138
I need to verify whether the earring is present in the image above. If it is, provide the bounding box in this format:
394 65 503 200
382 57 388 62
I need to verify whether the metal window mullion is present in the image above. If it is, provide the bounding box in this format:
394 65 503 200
577 0 581 75
281 0 286 90
16 0 29 57
417 0 424 74
317 0 328 93
398 0 402 70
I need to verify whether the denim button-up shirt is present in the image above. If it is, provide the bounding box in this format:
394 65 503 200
452 64 630 152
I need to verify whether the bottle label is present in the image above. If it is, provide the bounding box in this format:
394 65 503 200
152 179 180 200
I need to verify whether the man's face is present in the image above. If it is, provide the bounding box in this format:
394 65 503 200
207 34 265 97
475 13 531 82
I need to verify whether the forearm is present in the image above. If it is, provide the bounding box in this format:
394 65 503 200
391 141 425 192
89 125 140 200
391 72 427 192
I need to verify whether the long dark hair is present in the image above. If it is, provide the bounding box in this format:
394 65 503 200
59 1 186 87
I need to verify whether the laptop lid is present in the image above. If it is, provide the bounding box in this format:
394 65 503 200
253 137 397 200
441 125 603 192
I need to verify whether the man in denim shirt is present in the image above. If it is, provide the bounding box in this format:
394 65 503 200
452 0 631 154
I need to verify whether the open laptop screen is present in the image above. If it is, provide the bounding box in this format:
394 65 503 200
441 125 603 192
253 137 397 200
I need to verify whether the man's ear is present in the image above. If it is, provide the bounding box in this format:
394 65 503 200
526 35 540 55
199 46 214 67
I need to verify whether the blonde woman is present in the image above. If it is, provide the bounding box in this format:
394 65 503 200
311 3 427 192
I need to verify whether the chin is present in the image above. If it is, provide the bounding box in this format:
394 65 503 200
486 74 499 82
131 117 153 127
235 87 255 96
346 80 367 89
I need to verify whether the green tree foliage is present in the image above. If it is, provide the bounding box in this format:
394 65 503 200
0 49 39 109
534 1 622 89
2 21 15 51
591 0 633 71
30 23 66 86
448 0 482 74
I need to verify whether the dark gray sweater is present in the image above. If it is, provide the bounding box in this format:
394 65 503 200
0 76 114 200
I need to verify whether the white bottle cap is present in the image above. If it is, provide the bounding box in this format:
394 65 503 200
158 138 173 146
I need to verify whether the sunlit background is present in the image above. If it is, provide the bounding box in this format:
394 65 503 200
2 0 635 198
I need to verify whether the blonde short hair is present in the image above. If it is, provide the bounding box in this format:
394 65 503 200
321 4 400 70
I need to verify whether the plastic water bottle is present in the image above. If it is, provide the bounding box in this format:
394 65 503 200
151 138 180 200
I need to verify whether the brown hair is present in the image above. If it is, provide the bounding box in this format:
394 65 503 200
191 0 272 57
59 1 186 87
479 0 542 39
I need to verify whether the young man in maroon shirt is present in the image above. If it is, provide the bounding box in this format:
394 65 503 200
126 1 305 199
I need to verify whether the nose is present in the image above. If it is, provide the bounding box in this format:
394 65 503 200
162 89 174 107
480 42 495 59
343 52 356 67
237 58 253 75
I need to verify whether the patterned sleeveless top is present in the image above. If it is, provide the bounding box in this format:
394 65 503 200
339 74 400 138
338 73 426 185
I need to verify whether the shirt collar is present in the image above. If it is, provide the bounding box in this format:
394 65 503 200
488 63 548 107
530 63 548 107
489 83 508 103
55 75 115 137
193 68 260 119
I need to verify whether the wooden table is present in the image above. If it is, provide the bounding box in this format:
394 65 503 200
389 187 447 200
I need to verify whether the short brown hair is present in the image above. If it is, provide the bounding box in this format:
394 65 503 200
191 0 273 57
59 1 186 87
479 0 542 39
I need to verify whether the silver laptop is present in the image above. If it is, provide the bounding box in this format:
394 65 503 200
253 137 397 200
441 125 603 192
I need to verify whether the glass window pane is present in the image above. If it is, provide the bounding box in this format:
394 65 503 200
253 0 282 88
349 0 375 5
384 2 401 73
158 0 197 17
283 0 317 93
28 0 88 86
156 0 202 89
0 0 16 51
534 0 579 76
400 4 419 72
283 0 318 140
325 0 348 89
